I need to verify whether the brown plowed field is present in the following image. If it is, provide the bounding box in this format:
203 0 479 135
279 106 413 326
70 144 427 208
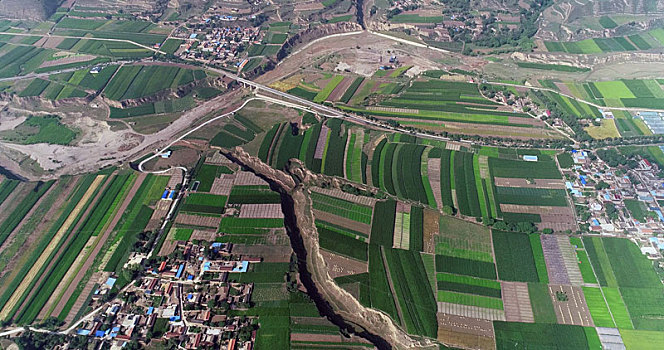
423 209 439 254
437 313 495 350
494 178 565 189
320 250 368 278
501 281 534 323
175 214 220 228
549 284 593 326
327 76 352 101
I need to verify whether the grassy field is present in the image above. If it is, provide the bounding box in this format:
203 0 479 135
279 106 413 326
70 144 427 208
582 287 614 327
492 231 539 282
0 115 77 145
104 65 205 100
494 322 594 349
620 330 664 350
384 248 437 336
318 226 368 261
528 282 557 323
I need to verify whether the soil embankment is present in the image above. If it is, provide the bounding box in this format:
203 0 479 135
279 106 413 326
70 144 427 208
222 147 439 350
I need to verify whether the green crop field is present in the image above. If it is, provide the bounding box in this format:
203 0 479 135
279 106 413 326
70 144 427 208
603 287 633 329
181 193 227 214
104 65 205 100
435 254 497 280
384 248 437 336
494 322 595 349
494 187 568 206
0 115 77 145
528 282 557 323
529 235 548 283
582 287 614 327
621 287 664 330
340 77 364 103
625 199 654 222
583 236 617 287
489 157 561 179
368 245 399 320
492 231 539 282
312 193 373 225
313 75 343 103
437 290 503 309
318 226 368 261
227 186 280 205
576 250 598 284
620 330 664 350
436 215 493 262
436 273 501 298
370 200 396 246
193 164 232 192
602 237 661 288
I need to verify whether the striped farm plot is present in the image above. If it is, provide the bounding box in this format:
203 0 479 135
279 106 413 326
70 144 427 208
427 157 444 209
393 202 411 250
436 313 496 350
501 282 534 323
556 235 584 286
493 178 566 189
311 187 378 207
0 175 105 320
233 171 269 186
175 213 220 229
345 128 365 183
238 204 284 219
209 175 235 196
540 234 571 285
314 125 330 160
437 301 506 321
368 106 419 114
310 191 374 224
549 284 594 327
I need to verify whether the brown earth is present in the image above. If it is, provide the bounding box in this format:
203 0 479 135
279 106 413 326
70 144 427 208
320 250 368 279
327 77 353 102
549 284 593 327
494 177 565 189
436 313 495 350
501 281 534 323
423 209 439 254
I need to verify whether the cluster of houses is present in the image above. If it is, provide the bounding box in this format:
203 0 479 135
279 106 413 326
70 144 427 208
564 149 664 259
176 25 262 67
169 6 268 68
74 241 261 349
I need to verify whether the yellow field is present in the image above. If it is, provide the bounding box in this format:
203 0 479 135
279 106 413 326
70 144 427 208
269 73 304 91
585 119 621 139
0 175 105 320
